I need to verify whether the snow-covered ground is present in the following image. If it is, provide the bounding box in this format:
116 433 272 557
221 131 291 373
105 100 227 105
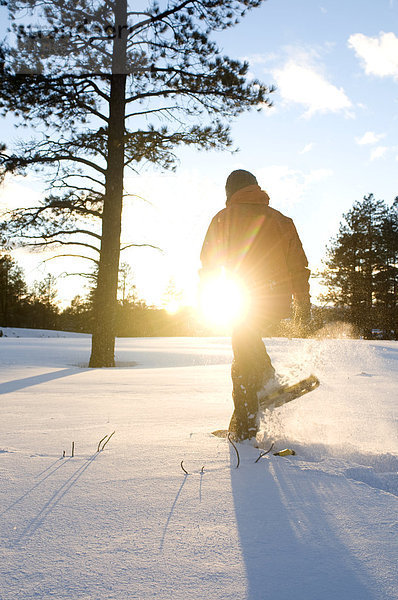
0 327 91 338
0 329 397 600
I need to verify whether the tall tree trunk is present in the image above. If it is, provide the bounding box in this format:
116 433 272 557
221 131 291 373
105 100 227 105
89 0 127 367
3 266 9 327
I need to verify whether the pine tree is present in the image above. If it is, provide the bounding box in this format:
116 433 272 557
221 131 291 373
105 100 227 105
29 273 60 329
59 294 93 333
0 0 273 366
321 194 397 338
118 261 138 305
0 253 28 326
162 277 183 314
375 197 398 336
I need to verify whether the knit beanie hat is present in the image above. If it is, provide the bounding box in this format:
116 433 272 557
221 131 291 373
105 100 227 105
225 169 258 199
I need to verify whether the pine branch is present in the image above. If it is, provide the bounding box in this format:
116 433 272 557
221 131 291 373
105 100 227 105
78 78 111 102
124 106 180 119
22 239 100 253
23 228 102 241
1 152 107 177
42 254 99 265
63 173 106 189
120 243 163 253
128 0 194 36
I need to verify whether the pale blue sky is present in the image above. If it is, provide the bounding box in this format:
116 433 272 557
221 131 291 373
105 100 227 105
0 0 397 306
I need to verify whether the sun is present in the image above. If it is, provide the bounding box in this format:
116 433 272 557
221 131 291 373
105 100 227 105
199 269 250 330
164 299 182 315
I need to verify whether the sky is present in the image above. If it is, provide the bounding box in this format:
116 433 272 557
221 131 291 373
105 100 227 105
0 0 397 309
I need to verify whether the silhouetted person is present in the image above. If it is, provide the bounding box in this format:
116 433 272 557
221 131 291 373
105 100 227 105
200 169 310 441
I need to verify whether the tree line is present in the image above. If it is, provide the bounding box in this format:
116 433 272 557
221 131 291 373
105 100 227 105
0 253 206 336
0 255 59 331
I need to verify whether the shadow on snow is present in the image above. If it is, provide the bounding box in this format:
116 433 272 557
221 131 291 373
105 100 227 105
0 368 90 395
7 453 99 547
229 448 382 600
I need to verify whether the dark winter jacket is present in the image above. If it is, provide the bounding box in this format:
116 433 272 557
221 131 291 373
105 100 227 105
200 184 310 321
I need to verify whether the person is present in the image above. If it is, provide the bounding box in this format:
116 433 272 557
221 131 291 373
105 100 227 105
200 169 310 441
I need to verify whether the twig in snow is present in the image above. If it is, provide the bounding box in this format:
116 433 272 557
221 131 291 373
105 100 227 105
100 431 115 451
227 433 240 468
180 460 189 475
254 442 275 463
97 434 109 452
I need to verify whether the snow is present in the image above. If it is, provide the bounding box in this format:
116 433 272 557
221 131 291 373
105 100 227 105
0 327 90 338
0 330 397 600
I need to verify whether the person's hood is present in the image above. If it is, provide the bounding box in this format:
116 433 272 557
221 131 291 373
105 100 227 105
226 184 270 207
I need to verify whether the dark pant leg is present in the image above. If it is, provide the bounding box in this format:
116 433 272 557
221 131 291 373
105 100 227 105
230 324 274 440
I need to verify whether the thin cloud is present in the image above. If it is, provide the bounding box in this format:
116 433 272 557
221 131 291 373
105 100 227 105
300 143 314 154
370 146 388 160
273 54 352 117
256 165 333 209
348 32 398 80
356 131 386 145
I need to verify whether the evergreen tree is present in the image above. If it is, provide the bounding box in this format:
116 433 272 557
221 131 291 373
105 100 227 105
375 197 398 336
321 194 397 338
0 253 28 326
59 294 93 333
0 0 273 366
162 277 183 314
118 261 137 305
29 273 60 329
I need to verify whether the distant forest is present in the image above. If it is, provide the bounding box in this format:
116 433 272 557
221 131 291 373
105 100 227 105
0 253 203 337
0 251 318 338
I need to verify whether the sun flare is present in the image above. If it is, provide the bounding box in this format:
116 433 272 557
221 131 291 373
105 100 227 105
199 270 250 329
164 299 181 315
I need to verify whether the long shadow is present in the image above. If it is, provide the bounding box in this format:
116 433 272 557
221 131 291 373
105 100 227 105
11 453 98 546
1 458 71 516
230 449 381 600
0 367 89 395
159 476 188 551
369 344 398 361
